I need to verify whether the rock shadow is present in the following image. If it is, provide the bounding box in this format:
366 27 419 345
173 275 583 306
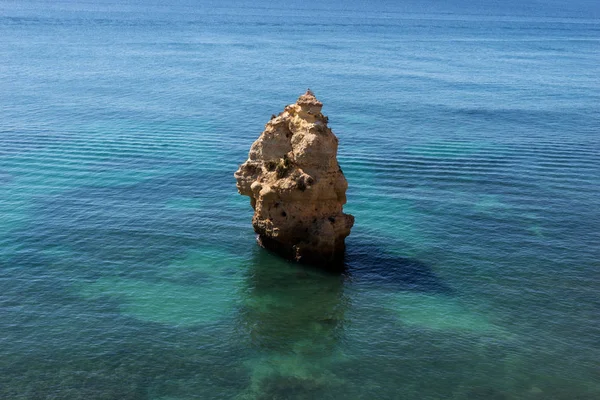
343 239 453 294
253 234 452 295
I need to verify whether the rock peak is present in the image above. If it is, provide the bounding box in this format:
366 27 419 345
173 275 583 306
296 89 323 114
300 88 317 100
234 92 354 268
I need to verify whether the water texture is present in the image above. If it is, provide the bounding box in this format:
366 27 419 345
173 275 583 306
1 1 599 399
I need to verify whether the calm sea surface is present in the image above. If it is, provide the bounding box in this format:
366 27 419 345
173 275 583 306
1 1 599 399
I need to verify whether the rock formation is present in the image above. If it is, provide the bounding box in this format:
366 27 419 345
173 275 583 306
235 90 354 266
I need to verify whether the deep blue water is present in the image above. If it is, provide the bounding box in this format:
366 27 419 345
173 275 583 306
1 1 600 399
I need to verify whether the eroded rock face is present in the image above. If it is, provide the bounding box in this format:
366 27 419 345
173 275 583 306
235 90 354 266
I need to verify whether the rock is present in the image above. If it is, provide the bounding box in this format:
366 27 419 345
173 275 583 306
235 90 354 267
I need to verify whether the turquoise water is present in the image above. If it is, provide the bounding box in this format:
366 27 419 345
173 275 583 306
1 1 600 398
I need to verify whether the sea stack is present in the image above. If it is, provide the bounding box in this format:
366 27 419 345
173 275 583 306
235 90 354 266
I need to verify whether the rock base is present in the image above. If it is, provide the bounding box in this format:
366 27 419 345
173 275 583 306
256 234 346 271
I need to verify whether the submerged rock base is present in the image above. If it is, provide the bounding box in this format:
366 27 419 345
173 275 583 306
256 233 346 270
235 90 354 266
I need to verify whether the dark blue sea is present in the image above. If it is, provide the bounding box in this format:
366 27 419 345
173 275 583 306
1 0 599 398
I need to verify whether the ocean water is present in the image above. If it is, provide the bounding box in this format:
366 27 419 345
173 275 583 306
1 0 600 398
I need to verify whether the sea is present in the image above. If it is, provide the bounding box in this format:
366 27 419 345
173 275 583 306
1 0 599 399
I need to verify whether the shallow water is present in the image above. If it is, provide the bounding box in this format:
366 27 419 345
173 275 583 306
1 0 600 399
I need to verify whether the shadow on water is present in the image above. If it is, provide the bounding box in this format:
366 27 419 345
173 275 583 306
343 239 453 294
253 234 450 295
237 238 452 398
238 236 452 358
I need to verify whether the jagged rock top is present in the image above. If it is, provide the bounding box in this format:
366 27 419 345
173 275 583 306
296 89 323 107
235 91 354 267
